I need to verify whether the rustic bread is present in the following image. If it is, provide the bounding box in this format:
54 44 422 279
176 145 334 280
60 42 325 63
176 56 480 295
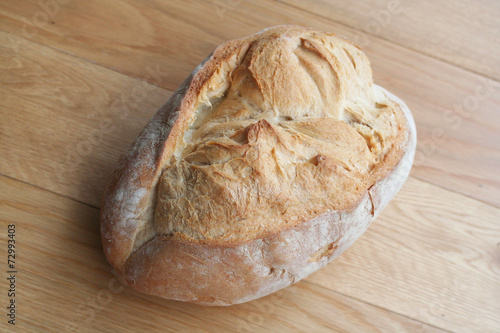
100 25 416 306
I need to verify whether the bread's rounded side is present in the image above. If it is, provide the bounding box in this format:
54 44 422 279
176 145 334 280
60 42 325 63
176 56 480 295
117 86 416 306
101 38 250 270
99 68 199 269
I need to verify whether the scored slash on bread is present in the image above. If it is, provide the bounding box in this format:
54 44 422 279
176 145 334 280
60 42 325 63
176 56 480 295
100 25 416 305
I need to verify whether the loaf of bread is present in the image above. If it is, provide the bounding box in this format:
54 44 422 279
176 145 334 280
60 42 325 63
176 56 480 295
101 25 416 305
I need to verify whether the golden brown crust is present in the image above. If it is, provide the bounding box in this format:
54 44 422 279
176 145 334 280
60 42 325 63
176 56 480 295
154 26 407 245
100 25 416 305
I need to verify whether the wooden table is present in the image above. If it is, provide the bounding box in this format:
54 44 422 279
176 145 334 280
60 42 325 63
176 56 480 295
1 1 499 332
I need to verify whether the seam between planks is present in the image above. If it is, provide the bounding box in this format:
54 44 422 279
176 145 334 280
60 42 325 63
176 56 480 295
2 166 500 220
0 28 172 92
411 174 500 209
2 0 499 95
0 172 98 210
300 280 454 333
3 150 499 219
272 0 500 84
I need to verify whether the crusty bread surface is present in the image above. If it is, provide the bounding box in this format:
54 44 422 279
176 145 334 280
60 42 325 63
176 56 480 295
101 25 416 305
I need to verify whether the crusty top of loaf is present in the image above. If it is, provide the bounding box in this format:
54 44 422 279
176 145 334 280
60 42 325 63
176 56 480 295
150 26 407 246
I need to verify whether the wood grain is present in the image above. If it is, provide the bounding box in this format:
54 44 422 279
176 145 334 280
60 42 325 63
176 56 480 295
0 1 499 332
0 31 171 207
0 175 446 333
308 176 500 332
1 0 499 207
277 0 500 81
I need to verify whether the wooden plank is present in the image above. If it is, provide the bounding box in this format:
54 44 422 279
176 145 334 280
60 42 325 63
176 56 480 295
0 31 171 207
307 176 500 332
1 0 499 206
0 175 446 333
277 0 500 81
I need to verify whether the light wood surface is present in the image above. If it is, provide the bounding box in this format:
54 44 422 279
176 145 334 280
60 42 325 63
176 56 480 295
1 1 499 332
279 0 500 81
